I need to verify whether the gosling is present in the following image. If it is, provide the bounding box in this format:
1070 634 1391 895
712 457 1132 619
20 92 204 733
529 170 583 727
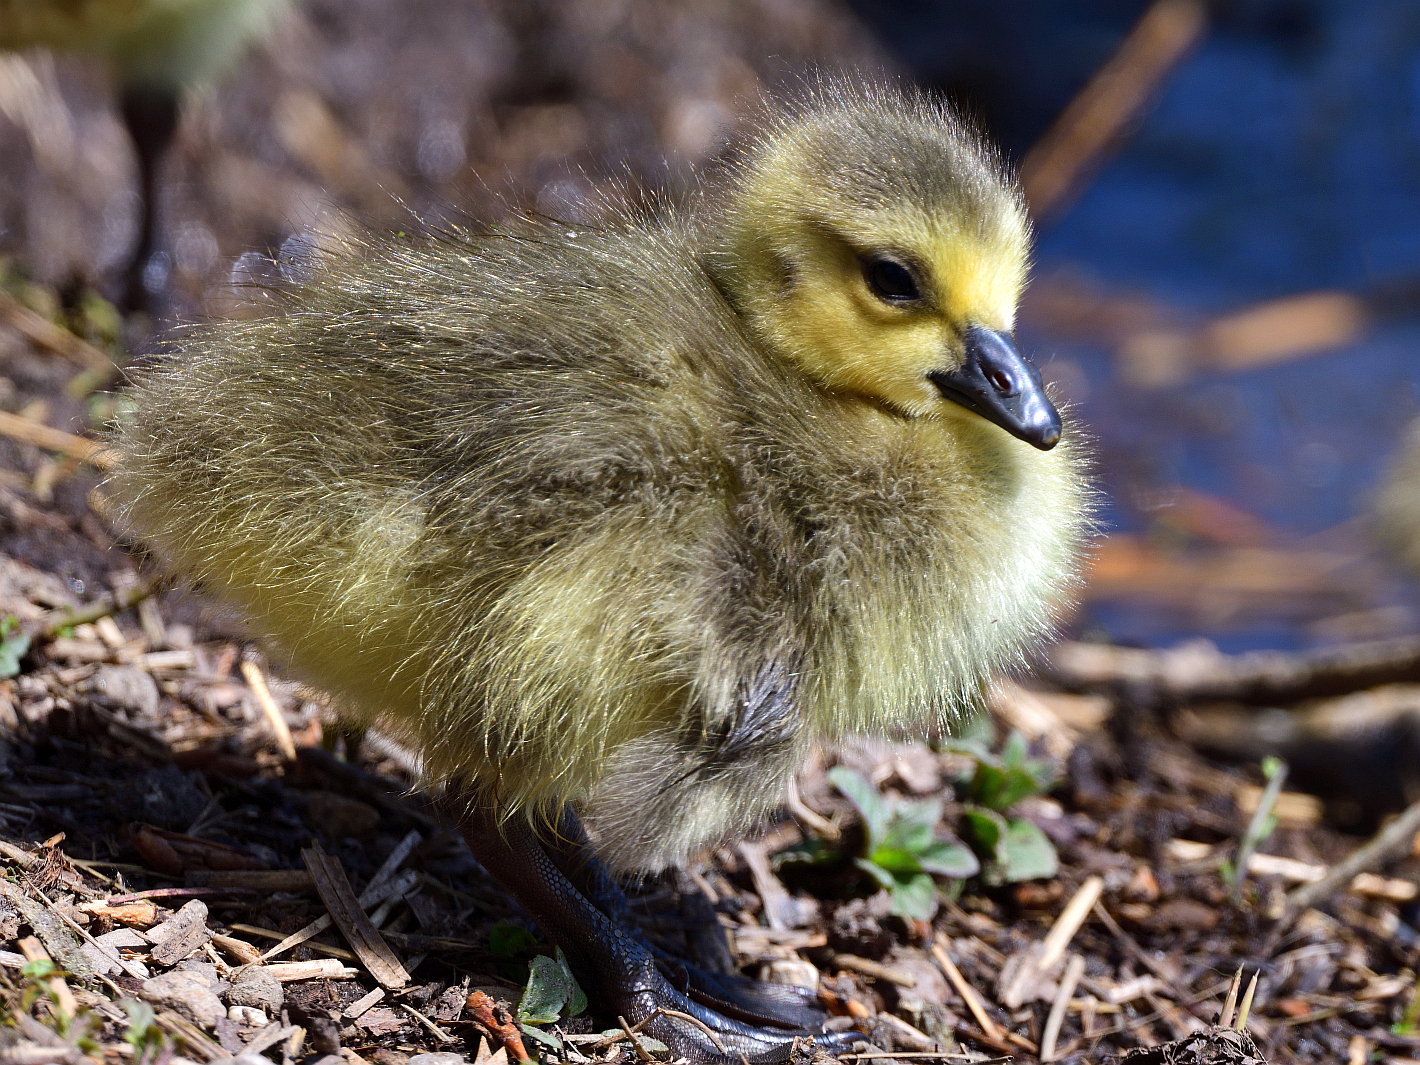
112 81 1091 1062
0 0 285 310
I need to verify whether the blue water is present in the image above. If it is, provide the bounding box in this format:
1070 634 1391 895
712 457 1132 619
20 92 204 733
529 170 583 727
858 0 1420 650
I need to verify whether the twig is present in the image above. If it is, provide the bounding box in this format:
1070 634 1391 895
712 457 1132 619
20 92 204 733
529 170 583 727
241 659 298 761
0 410 119 471
618 1015 655 1063
1270 794 1420 945
399 1002 458 1044
25 877 149 981
833 953 918 987
931 941 1005 1042
1233 759 1288 905
1091 901 1180 985
257 836 419 960
39 576 160 638
1040 876 1105 972
1040 954 1087 1062
301 843 410 988
0 290 113 370
1019 0 1208 221
786 777 840 841
1051 634 1420 705
658 1009 727 1054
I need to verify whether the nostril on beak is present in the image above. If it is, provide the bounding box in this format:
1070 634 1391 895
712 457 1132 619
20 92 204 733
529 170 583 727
987 368 1013 394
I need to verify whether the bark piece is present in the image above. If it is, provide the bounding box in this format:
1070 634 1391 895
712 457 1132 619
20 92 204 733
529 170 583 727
302 844 410 989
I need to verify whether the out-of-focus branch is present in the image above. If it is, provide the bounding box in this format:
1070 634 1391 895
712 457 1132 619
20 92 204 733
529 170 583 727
1020 0 1208 223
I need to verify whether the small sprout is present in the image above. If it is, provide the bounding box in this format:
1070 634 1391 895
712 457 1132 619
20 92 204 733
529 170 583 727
516 946 587 1050
0 615 31 679
827 765 978 920
489 921 538 958
121 998 167 1065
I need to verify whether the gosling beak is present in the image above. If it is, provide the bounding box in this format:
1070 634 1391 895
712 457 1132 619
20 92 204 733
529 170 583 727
927 326 1062 450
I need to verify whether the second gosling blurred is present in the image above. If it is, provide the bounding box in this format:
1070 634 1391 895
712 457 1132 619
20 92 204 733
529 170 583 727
113 81 1091 1062
0 0 285 310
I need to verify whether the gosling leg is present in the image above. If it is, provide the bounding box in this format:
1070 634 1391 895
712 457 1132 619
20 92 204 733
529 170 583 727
456 799 836 1064
543 805 831 1032
118 86 179 315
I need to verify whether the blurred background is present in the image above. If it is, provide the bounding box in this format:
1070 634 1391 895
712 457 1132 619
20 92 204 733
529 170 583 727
1 0 1419 654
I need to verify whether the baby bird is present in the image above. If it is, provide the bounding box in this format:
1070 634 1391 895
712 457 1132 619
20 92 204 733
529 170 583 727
0 0 285 309
112 81 1090 1062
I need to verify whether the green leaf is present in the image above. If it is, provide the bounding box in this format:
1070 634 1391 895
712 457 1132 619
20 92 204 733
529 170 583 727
997 817 1058 882
881 798 941 853
520 1023 562 1051
772 837 843 869
0 625 30 680
888 873 938 920
518 953 573 1025
867 847 924 877
120 999 156 1048
1000 731 1029 768
489 921 538 958
637 1037 670 1053
21 958 55 979
916 839 980 879
853 857 897 891
962 806 1006 854
828 766 889 851
559 947 587 1016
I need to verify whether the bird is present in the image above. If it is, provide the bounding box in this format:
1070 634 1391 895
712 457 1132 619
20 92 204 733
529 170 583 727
110 79 1092 1062
0 0 286 311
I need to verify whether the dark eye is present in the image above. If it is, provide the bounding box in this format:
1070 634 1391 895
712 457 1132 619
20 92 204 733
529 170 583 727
862 256 920 304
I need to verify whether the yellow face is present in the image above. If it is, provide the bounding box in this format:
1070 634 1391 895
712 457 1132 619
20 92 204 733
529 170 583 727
755 210 1030 417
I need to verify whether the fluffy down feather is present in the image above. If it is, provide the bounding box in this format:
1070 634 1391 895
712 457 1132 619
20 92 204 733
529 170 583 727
111 82 1091 871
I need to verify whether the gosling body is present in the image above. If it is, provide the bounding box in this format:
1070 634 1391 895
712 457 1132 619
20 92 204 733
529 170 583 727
114 82 1090 1060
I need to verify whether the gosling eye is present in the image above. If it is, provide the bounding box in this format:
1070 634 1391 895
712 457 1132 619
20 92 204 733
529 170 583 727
861 255 922 305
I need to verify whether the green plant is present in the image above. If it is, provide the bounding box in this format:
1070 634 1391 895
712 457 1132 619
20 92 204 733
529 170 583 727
489 921 538 958
15 960 99 1055
119 999 167 1065
516 947 587 1050
0 616 31 680
826 766 978 920
950 731 1059 885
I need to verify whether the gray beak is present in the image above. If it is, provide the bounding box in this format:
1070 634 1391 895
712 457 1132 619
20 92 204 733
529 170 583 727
927 326 1062 450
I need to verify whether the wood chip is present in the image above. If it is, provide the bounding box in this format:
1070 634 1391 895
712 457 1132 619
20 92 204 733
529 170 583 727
342 986 386 1020
262 959 359 982
146 899 214 966
302 844 409 989
209 933 262 965
232 922 357 961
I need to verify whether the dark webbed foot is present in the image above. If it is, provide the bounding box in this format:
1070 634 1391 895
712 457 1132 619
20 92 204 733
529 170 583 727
540 806 831 1032
455 798 843 1064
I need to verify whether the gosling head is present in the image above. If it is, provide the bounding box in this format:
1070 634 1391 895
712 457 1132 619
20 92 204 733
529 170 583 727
704 81 1060 450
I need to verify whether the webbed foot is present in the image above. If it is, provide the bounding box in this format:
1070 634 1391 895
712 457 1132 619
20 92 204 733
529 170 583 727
455 797 846 1064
